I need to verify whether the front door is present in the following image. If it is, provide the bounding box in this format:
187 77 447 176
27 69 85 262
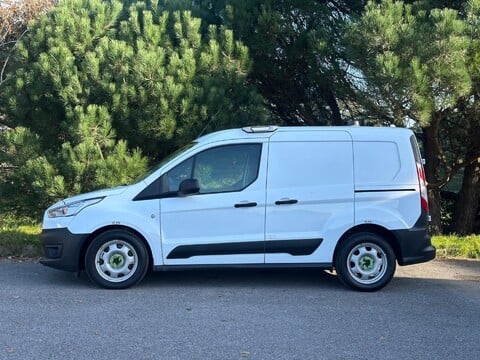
160 142 267 265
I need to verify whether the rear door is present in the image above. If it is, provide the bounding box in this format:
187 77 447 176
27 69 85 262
264 130 354 264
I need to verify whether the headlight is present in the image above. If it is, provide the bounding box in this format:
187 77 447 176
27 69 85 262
47 197 104 218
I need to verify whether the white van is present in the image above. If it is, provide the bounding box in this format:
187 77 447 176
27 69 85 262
40 126 435 291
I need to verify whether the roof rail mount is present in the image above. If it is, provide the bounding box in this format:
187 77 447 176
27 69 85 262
242 125 278 133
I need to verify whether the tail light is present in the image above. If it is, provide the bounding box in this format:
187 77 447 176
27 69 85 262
416 162 429 213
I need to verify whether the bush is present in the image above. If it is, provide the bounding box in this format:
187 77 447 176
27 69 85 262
0 213 41 257
433 235 480 259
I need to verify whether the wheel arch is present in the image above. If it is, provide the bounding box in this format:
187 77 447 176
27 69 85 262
78 225 154 272
333 224 401 267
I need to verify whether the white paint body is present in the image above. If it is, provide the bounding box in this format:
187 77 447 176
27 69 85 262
42 126 423 267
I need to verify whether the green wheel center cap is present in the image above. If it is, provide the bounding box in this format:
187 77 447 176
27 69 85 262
360 255 375 270
109 254 125 269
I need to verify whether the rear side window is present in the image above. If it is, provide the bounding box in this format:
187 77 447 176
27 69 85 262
410 135 422 163
354 141 401 184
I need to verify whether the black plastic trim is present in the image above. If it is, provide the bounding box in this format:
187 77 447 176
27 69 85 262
275 199 298 205
355 189 415 193
266 239 322 255
154 263 332 271
393 212 436 266
234 202 257 208
133 177 164 201
39 228 90 272
166 239 323 259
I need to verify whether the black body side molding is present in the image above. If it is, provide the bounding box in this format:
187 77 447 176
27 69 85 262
166 239 323 259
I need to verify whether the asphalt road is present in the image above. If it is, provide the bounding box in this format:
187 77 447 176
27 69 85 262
0 258 479 360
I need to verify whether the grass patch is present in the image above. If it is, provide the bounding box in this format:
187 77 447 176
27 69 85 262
432 235 480 259
0 213 42 257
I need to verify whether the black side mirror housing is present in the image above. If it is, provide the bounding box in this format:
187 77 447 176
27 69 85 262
178 178 200 196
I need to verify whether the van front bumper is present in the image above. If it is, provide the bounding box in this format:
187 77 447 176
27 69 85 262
40 228 89 272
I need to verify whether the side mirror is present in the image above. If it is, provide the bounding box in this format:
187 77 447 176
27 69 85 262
178 178 200 196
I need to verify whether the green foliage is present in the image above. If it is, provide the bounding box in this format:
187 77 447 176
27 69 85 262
433 235 480 259
224 0 362 125
0 213 41 257
0 106 148 216
440 196 456 232
187 0 367 125
0 127 63 214
349 0 471 126
3 0 265 158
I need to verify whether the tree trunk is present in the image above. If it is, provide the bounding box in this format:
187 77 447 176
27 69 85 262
428 187 443 235
451 161 480 234
324 89 344 126
451 118 480 235
423 124 443 234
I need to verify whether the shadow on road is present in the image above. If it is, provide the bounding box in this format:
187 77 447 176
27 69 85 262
2 258 478 291
141 268 342 289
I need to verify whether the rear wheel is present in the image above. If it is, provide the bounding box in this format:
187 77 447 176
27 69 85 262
335 232 396 291
85 230 149 289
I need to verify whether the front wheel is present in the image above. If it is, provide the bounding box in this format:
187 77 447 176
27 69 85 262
335 232 396 292
85 230 149 289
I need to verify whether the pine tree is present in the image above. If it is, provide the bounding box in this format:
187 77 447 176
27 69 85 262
349 0 474 234
0 0 266 216
191 0 367 125
450 0 480 234
3 0 265 158
0 0 56 87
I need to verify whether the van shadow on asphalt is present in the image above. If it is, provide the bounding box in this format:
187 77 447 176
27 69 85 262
2 258 478 291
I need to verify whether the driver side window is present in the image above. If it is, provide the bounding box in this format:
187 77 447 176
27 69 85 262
166 157 193 193
165 143 261 194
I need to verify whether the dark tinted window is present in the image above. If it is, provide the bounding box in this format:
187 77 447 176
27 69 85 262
410 135 422 163
166 143 262 194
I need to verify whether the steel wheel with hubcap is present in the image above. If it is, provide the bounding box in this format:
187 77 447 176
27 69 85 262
85 230 149 289
335 232 396 291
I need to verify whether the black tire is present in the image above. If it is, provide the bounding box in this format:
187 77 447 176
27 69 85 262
85 230 149 289
335 232 396 292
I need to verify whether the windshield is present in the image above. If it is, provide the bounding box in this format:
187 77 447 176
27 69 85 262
133 142 196 183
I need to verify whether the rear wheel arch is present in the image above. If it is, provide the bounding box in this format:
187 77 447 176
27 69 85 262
334 231 396 291
334 224 401 266
333 225 401 291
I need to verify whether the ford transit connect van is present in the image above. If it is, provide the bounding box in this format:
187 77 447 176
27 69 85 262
40 126 435 291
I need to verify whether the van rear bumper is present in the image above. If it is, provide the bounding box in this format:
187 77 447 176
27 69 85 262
392 214 436 266
39 228 89 272
396 237 436 266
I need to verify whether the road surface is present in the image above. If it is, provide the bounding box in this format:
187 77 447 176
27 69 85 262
0 258 479 359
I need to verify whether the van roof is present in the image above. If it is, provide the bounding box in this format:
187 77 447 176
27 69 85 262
195 126 414 144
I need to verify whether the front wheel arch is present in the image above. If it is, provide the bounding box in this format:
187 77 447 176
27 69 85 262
79 225 154 273
85 229 150 289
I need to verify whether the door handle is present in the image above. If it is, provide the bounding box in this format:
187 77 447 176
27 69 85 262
234 202 258 208
275 199 298 205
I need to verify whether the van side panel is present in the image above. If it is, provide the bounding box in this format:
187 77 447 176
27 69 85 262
265 130 354 263
354 141 402 184
353 135 421 230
